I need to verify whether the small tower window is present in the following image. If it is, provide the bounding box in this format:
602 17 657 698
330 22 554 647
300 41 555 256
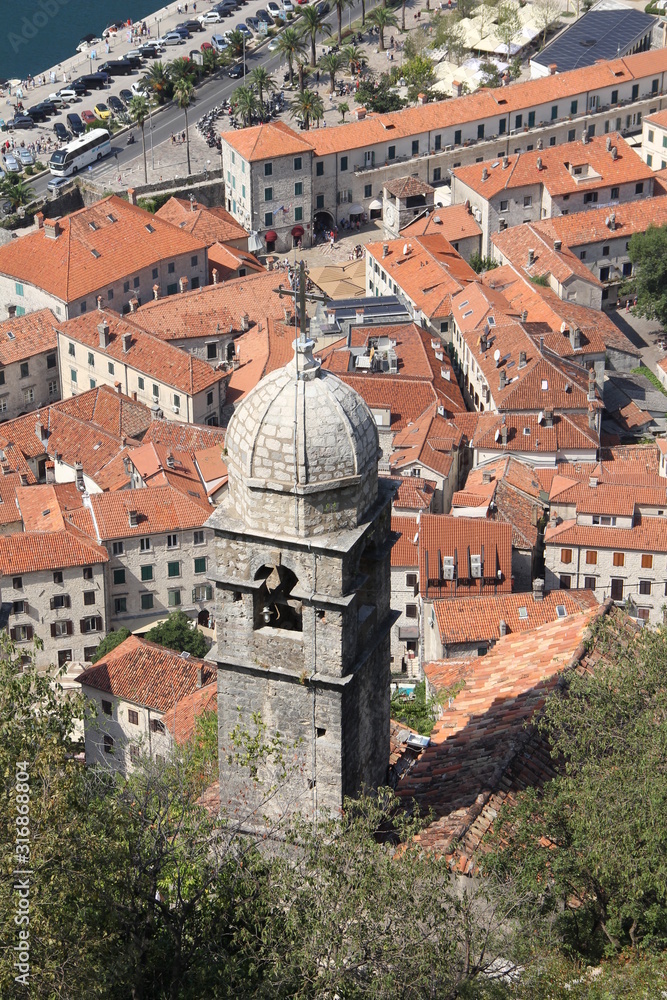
253 565 302 632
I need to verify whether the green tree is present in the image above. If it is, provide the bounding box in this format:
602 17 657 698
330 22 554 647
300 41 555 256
249 65 276 105
145 610 208 657
290 88 324 129
0 177 31 210
173 79 195 176
298 4 332 66
368 6 399 50
626 224 667 327
90 626 132 663
334 0 355 44
342 42 367 73
488 615 667 959
479 59 502 87
233 84 260 125
469 252 499 273
338 100 350 122
390 681 440 736
497 0 521 59
431 11 465 63
169 56 197 87
533 0 560 48
356 72 406 113
319 51 345 93
403 53 436 100
227 28 245 59
128 95 149 184
276 26 307 85
142 60 172 104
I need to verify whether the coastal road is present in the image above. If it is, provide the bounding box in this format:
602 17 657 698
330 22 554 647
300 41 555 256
28 0 380 199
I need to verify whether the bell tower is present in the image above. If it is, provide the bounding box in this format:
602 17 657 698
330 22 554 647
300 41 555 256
206 337 394 821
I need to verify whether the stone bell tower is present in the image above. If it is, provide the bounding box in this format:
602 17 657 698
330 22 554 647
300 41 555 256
206 336 394 821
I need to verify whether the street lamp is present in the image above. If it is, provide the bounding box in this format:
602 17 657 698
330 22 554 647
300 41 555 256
148 104 154 169
157 16 161 39
243 32 246 80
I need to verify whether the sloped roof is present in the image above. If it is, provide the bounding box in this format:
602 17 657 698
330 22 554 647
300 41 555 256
163 682 217 744
0 523 108 575
419 514 513 597
89 485 210 539
220 120 313 161
400 204 482 242
156 196 249 246
0 308 58 365
391 515 420 568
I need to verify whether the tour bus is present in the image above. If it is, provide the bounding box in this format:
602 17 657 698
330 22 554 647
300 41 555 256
48 128 112 176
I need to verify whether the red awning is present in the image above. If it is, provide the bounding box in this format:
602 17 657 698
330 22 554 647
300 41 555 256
264 230 278 242
291 225 305 238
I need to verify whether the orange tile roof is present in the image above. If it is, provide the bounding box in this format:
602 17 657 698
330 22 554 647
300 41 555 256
89 484 210 539
338 376 442 430
220 120 314 161
142 420 225 453
206 242 264 277
163 682 217 744
395 602 610 855
385 176 434 198
76 635 215 713
491 224 601 288
453 455 547 548
400 204 482 242
55 384 153 440
366 235 477 319
0 196 206 303
59 310 226 395
652 166 667 196
391 515 420 567
433 588 598 644
418 513 513 597
453 134 653 199
0 524 108 575
127 440 210 507
0 308 58 365
526 194 667 248
550 476 667 513
390 405 463 480
391 475 436 511
155 196 249 246
545 514 667 552
611 400 654 433
472 410 598 454
132 270 285 342
0 474 25 526
645 108 667 130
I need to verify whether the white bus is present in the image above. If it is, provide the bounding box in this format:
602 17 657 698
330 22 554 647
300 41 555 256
48 129 111 176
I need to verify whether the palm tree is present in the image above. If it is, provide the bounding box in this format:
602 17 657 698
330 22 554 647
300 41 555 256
298 5 332 67
233 85 259 125
169 57 197 90
128 95 149 184
290 88 324 130
338 101 350 122
0 178 30 210
334 0 355 44
368 7 398 50
276 27 307 86
173 80 195 175
296 58 309 93
319 52 345 94
202 47 219 76
342 43 366 74
143 61 171 104
249 66 276 105
227 28 245 60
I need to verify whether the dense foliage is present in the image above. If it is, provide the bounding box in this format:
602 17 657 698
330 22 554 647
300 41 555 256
145 611 209 657
626 224 667 327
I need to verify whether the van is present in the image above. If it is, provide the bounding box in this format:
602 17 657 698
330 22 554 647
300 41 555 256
98 59 134 76
66 112 85 136
77 72 110 90
164 31 185 45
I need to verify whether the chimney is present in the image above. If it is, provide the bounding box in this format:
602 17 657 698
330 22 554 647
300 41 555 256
582 129 588 145
532 577 544 602
536 157 542 171
75 461 84 490
588 407 597 430
501 425 507 446
166 451 175 469
7 305 16 319
122 332 132 353
499 369 506 390
45 460 55 484
283 306 292 324
44 218 60 240
611 146 618 160
96 295 104 311
549 63 557 75
152 284 160 300
123 456 131 475
606 136 612 151
544 408 553 426
128 297 139 313
519 350 527 368
521 309 528 323
382 243 389 258
417 92 427 105
179 276 189 294
549 511 558 529
114 380 122 394
607 212 616 231
355 107 366 120
127 188 136 206
240 313 250 332
98 320 110 349
502 155 509 169
528 248 535 266
588 367 596 401
589 475 598 488
482 167 489 181
554 239 562 252
482 470 492 484
499 619 507 636
212 268 219 285
196 665 204 688
128 509 138 527
35 212 44 230
537 138 543 151
452 80 462 97
19 473 28 487
355 307 365 326
0 461 10 476
35 418 48 443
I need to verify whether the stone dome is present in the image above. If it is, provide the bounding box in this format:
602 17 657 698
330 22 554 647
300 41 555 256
225 339 380 537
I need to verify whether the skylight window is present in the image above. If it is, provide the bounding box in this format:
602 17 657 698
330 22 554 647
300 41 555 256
89 222 98 231
463 310 473 318
91 249 101 259
487 316 495 326
556 605 567 618
106 214 117 223
145 224 155 233
458 300 469 310
523 427 530 435
541 379 548 390
518 606 528 619
6 331 15 341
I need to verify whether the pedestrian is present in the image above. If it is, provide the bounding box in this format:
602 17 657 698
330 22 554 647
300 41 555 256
114 150 118 161
184 2 188 11
181 130 185 143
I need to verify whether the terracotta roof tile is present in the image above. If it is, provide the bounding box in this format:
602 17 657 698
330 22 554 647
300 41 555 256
0 524 108 574
400 203 482 242
0 196 206 303
163 682 217 744
491 224 601 288
76 635 215 713
391 475 436 511
220 120 313 161
472 410 598 454
155 196 248 245
385 176 434 198
0 308 58 365
526 194 667 248
419 513 513 597
206 242 263 277
545 514 667 551
391 515 420 567
142 419 225 453
89 484 210 539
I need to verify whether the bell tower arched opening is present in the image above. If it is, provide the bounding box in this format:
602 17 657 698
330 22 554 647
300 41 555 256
253 564 303 632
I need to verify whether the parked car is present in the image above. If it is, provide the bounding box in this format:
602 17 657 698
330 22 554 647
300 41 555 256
47 175 71 194
69 78 90 94
119 89 134 107
217 5 237 16
18 149 35 166
199 10 223 23
237 22 252 35
138 43 161 57
228 62 247 77
4 154 21 172
178 19 204 32
267 1 282 16
267 37 280 49
37 100 59 116
316 0 330 12
7 115 34 129
172 25 192 37
47 93 69 108
256 9 272 23
163 31 186 45
81 109 97 125
246 15 260 29
131 81 150 96
26 106 47 122
93 102 111 121
51 88 79 102
54 122 71 141
283 0 295 12
108 95 124 115
211 34 229 51
66 112 85 135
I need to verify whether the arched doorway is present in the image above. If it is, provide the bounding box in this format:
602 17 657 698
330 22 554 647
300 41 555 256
314 210 335 242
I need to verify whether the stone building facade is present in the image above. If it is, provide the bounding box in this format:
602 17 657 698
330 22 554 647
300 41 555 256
207 338 394 821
